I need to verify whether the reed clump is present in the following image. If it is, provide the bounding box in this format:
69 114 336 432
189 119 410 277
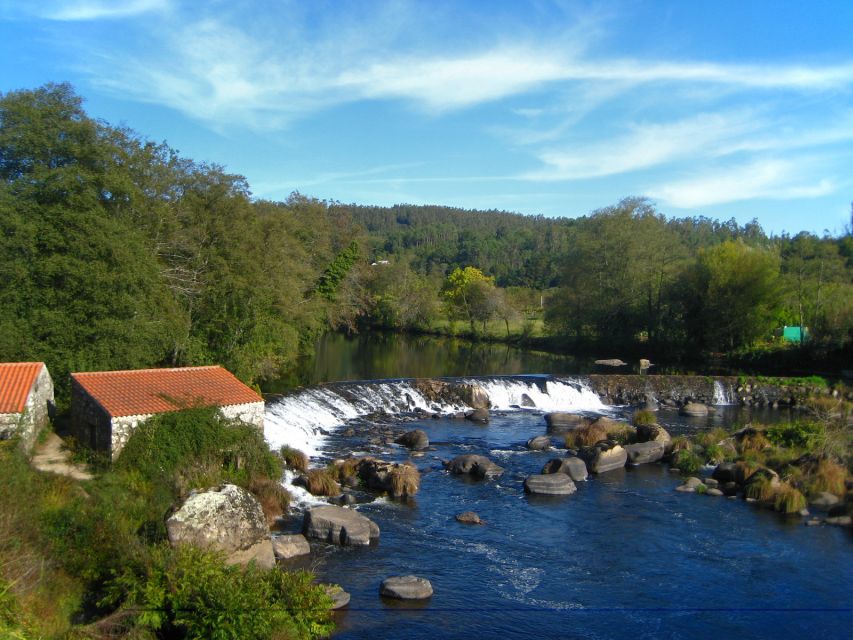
804 459 848 496
565 423 609 449
280 445 309 473
389 463 421 498
303 469 341 496
773 482 807 514
738 429 771 454
632 409 657 426
248 477 291 525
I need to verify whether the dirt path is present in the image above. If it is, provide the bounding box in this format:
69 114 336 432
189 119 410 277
31 432 93 481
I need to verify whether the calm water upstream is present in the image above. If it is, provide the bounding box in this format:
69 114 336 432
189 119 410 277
263 337 852 639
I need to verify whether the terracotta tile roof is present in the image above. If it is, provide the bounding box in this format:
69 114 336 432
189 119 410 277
0 363 45 414
71 366 262 418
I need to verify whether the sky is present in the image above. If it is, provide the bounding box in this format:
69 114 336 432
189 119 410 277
1 0 852 236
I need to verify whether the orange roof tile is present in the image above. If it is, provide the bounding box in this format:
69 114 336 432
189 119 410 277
71 366 262 418
0 363 45 414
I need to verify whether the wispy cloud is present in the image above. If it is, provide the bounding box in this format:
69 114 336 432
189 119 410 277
35 0 169 21
649 158 836 208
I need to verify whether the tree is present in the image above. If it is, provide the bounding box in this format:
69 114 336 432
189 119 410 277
442 266 497 333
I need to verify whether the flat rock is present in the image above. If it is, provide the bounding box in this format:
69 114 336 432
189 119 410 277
526 435 552 451
272 534 311 560
303 505 380 546
544 412 590 434
445 454 504 479
225 539 275 569
825 515 852 527
541 457 588 482
706 488 724 496
809 492 841 510
455 511 485 525
380 575 433 600
524 473 577 495
624 441 665 465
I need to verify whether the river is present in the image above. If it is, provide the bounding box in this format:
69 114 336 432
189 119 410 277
262 336 852 639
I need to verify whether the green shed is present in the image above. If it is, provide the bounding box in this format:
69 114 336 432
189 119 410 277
781 326 808 343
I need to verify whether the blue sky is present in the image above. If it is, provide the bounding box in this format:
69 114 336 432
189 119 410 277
2 0 852 235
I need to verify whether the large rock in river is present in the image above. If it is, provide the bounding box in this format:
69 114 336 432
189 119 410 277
577 443 628 474
380 575 434 600
303 505 380 546
679 402 709 417
395 429 429 450
624 440 665 465
166 484 272 567
465 408 490 423
541 457 588 482
272 534 311 560
635 423 672 450
526 435 552 451
524 473 577 495
445 454 504 479
413 379 489 409
544 412 591 434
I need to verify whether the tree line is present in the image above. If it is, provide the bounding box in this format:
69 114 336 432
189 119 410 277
2 83 851 392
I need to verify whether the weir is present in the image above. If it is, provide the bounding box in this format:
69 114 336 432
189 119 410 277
264 375 605 456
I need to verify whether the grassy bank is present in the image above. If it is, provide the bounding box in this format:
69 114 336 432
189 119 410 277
0 409 333 640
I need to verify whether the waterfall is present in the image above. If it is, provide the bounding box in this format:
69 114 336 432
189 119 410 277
264 376 606 456
712 380 734 405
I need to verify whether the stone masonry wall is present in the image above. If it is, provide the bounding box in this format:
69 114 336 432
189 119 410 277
0 366 54 453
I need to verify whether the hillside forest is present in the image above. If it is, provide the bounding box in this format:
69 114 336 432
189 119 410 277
2 83 852 402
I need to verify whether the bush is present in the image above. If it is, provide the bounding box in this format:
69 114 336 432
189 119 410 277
773 482 807 514
766 422 825 450
694 428 730 449
280 446 309 473
107 545 333 640
632 410 656 426
672 450 703 475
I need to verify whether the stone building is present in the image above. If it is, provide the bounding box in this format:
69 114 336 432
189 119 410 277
0 362 55 453
71 366 264 460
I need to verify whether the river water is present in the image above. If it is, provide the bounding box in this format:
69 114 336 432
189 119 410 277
263 339 852 639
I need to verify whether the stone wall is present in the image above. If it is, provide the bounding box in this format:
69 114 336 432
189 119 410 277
221 402 265 430
71 378 113 453
582 374 846 407
0 366 54 453
110 413 154 460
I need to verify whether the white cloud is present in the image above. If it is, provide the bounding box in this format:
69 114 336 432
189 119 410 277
38 0 168 21
649 159 836 208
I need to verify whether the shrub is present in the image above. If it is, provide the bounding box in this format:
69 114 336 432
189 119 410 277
389 463 420 498
632 410 656 426
107 545 333 640
303 470 341 496
766 422 825 450
280 446 309 473
672 450 703 475
773 483 807 514
565 423 609 449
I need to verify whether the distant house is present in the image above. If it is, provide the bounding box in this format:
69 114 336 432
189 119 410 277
71 366 264 460
0 362 54 452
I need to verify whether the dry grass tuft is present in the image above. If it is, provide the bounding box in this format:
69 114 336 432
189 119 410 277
738 430 771 454
805 459 848 496
632 410 657 426
389 463 421 498
695 427 730 449
744 475 778 502
773 482 807 514
328 457 363 484
248 477 291 525
279 446 308 473
304 469 341 496
565 423 609 449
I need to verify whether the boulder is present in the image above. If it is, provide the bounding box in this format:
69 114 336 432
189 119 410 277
809 492 841 510
414 379 489 409
324 584 351 610
303 505 380 546
455 511 485 525
395 429 429 450
712 462 738 484
166 484 269 561
226 540 275 569
577 443 627 474
544 412 590 434
465 408 490 423
541 457 588 482
356 458 420 498
445 454 504 479
679 402 709 417
526 435 552 451
635 423 672 449
523 473 577 495
721 481 739 496
380 575 433 600
272 534 311 560
624 441 665 465
706 488 724 496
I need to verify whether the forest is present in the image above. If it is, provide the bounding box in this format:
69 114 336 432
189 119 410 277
2 83 852 403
